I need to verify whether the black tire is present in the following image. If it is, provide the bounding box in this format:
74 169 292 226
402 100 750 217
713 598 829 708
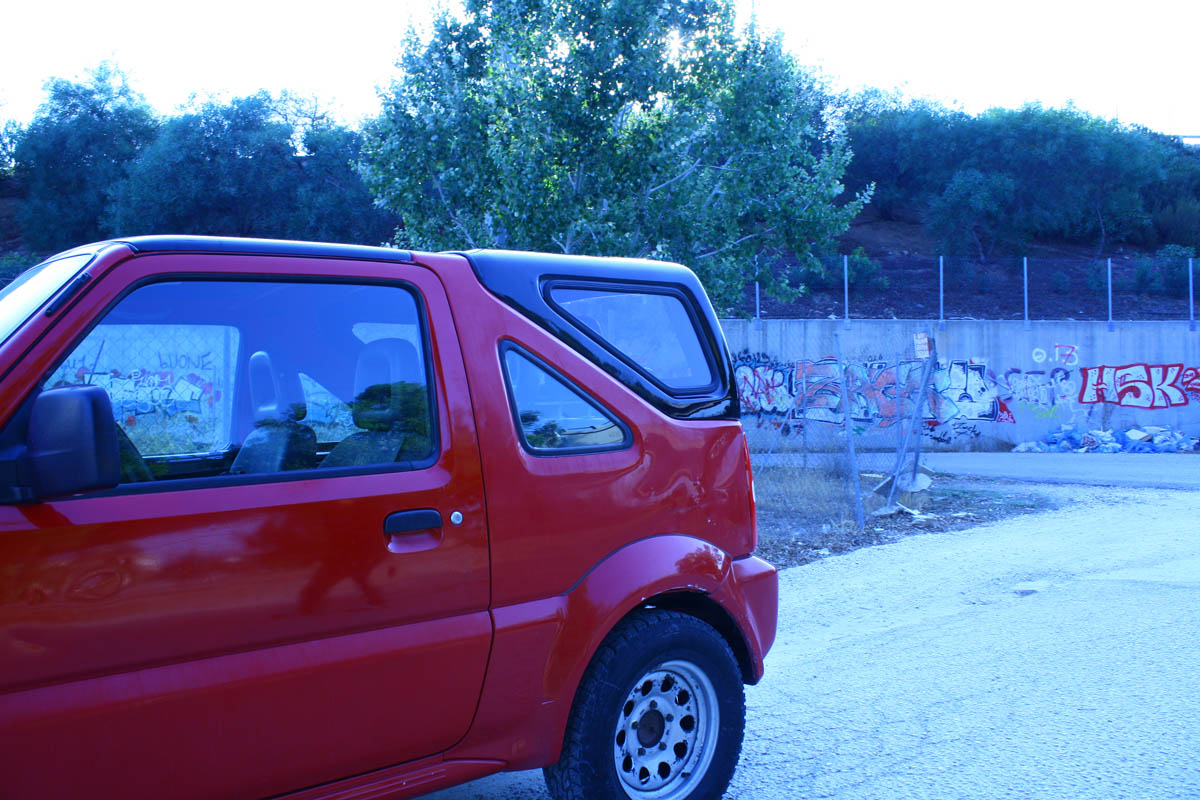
544 609 745 800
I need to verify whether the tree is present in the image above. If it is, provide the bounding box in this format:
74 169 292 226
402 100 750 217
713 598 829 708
292 123 398 245
107 93 396 243
0 119 19 180
14 63 157 252
845 98 1171 258
926 168 1019 260
843 92 970 221
107 93 300 238
362 0 867 307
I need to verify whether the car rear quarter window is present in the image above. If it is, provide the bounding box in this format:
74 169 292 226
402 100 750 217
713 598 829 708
502 343 629 454
549 285 714 393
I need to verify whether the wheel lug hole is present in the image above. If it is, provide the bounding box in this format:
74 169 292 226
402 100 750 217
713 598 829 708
649 700 657 710
638 747 646 756
658 742 667 750
631 721 638 729
666 714 674 722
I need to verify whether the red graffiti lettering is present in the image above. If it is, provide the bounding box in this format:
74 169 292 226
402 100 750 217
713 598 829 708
1078 363 1190 408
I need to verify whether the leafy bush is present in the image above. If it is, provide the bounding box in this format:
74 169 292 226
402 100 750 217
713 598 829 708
1152 196 1200 251
848 247 889 291
1152 244 1194 296
0 250 36 284
1132 260 1161 294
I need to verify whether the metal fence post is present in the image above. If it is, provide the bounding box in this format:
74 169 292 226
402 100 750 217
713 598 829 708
843 254 850 328
1107 257 1114 332
799 364 808 470
1023 256 1030 329
1190 257 1196 332
938 256 945 330
834 332 864 533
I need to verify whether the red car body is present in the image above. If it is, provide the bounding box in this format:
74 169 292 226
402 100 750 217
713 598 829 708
0 238 776 799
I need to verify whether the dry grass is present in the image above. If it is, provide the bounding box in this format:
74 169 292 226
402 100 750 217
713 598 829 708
753 470 1060 568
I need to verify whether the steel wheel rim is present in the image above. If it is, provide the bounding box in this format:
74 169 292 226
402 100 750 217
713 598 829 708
613 658 720 799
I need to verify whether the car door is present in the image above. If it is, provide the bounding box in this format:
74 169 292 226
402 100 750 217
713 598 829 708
0 252 491 799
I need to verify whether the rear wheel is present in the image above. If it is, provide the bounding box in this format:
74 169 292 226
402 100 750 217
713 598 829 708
544 609 745 800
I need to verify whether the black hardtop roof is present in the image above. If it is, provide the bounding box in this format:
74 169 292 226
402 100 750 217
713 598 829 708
461 248 701 285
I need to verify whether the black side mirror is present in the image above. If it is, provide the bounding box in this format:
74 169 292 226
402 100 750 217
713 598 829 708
26 385 120 500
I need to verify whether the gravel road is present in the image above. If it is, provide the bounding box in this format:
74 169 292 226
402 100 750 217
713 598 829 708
428 484 1200 800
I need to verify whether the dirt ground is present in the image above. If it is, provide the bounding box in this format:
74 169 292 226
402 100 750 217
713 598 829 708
755 475 1061 569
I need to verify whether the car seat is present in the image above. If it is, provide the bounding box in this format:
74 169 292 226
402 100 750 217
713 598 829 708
230 351 318 474
320 338 432 468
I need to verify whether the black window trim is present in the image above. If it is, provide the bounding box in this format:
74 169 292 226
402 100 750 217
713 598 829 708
499 339 634 458
458 250 739 421
543 278 722 399
10 271 442 501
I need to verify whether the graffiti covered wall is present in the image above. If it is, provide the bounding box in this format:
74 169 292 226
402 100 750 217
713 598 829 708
722 319 1200 451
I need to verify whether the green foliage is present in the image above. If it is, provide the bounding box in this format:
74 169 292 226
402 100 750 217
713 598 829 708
1143 139 1200 250
845 98 1172 258
1050 270 1070 294
1132 260 1161 294
0 250 35 283
0 119 20 179
926 168 1019 260
1150 243 1194 297
294 124 398 245
1151 195 1200 250
107 93 298 237
800 247 886 293
362 0 867 307
107 94 396 243
14 63 157 252
1129 246 1194 297
841 92 968 221
847 247 887 291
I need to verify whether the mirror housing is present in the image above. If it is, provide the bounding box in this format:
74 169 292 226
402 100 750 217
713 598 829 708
25 385 120 500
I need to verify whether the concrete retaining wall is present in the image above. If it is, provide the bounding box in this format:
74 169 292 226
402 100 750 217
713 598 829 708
721 318 1200 452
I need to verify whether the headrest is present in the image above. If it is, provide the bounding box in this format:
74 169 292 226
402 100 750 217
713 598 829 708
248 350 307 424
352 338 422 431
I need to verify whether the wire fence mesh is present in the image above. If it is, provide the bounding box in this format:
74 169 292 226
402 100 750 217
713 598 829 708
750 255 1197 326
740 331 939 546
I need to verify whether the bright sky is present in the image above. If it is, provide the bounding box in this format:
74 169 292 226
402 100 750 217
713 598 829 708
2 0 1197 136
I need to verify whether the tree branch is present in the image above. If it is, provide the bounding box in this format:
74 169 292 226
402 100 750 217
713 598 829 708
647 157 703 196
696 228 775 260
431 176 477 248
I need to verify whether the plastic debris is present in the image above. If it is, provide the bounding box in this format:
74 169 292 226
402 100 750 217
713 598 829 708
1012 423 1198 454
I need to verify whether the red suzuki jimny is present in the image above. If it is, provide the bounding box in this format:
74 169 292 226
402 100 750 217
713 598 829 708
0 236 777 800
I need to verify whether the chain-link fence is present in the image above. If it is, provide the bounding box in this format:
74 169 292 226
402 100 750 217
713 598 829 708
739 329 940 552
752 254 1197 329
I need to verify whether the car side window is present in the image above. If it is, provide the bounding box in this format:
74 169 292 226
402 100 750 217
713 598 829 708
549 285 714 392
43 279 437 486
502 343 629 454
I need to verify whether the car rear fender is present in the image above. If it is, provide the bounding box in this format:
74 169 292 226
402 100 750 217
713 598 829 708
449 534 777 770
